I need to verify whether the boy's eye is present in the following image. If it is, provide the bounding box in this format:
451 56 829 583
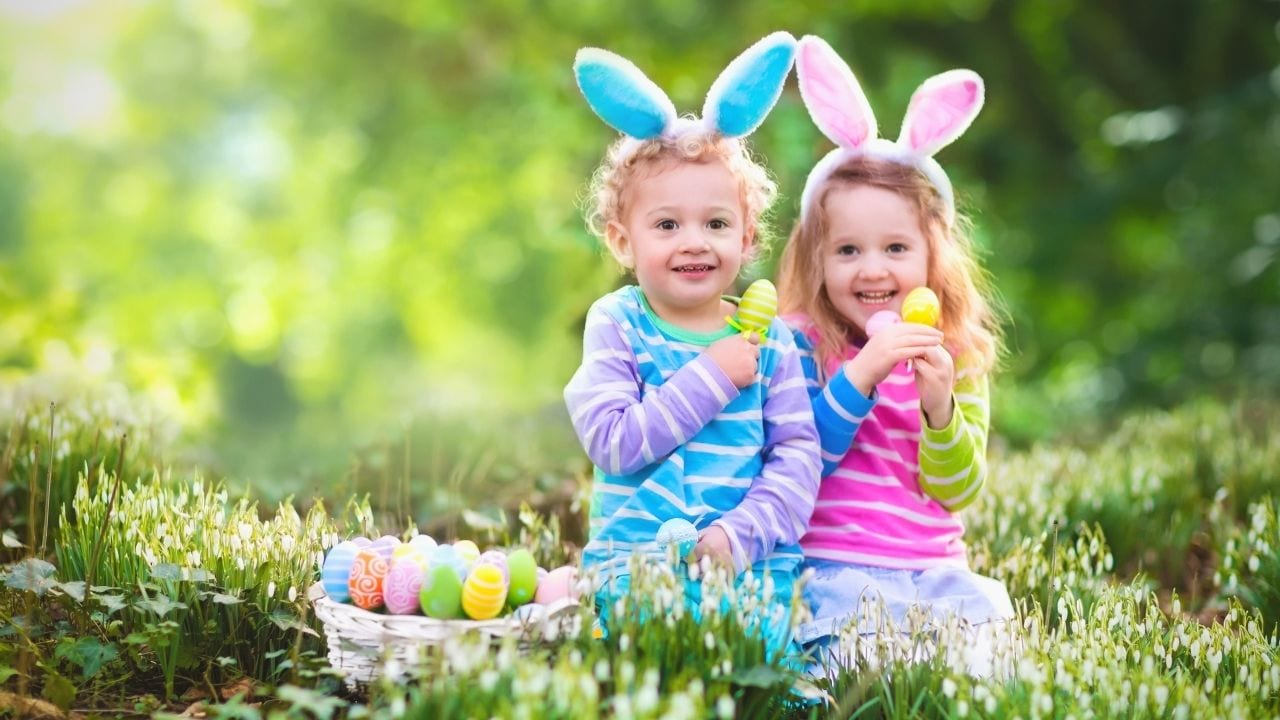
656 219 678 231
835 244 858 256
707 218 729 230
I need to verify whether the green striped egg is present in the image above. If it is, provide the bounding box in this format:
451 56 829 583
734 279 778 335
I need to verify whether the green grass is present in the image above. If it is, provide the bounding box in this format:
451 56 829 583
2 387 1279 717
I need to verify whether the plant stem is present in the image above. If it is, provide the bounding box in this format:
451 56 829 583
40 402 55 557
86 432 128 590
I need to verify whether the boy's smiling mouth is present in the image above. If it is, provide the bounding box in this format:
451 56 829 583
674 263 716 273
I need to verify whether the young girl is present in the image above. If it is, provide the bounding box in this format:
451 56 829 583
563 32 821 652
777 36 1013 674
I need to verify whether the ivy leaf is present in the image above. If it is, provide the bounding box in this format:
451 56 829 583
277 684 347 720
56 580 87 602
55 636 120 679
267 610 319 637
204 591 244 605
187 567 216 583
93 592 129 615
135 596 188 618
727 664 791 688
40 666 76 711
150 563 182 581
2 559 58 595
0 665 19 684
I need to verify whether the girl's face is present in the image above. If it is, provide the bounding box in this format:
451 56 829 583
607 159 752 331
821 184 930 335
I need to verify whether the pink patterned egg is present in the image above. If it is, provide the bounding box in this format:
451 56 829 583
475 550 509 580
348 549 389 610
534 565 578 605
383 556 426 614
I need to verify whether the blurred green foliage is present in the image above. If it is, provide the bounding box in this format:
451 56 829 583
0 0 1277 488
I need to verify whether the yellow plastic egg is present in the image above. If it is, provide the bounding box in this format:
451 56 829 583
453 539 481 568
901 287 940 327
461 563 508 620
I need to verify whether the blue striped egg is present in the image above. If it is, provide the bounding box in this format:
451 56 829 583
321 541 360 602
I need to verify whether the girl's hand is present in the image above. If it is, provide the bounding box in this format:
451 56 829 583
693 526 734 570
705 334 761 389
843 323 943 396
914 344 956 428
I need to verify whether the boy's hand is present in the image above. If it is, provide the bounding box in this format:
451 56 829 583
914 344 956 428
693 526 734 570
705 334 761 389
843 323 943 396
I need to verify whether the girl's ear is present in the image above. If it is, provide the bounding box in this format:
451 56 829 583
795 35 877 149
897 69 984 157
575 48 677 139
703 31 797 138
605 220 635 269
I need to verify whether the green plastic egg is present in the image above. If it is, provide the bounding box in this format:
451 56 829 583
419 563 464 619
506 549 538 607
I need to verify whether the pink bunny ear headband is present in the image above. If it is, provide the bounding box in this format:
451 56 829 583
796 35 985 227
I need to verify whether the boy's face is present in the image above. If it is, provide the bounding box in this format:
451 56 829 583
821 184 931 335
607 159 753 330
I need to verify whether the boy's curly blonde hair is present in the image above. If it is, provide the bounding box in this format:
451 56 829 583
584 124 778 266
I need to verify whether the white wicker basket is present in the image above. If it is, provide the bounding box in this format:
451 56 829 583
308 583 583 686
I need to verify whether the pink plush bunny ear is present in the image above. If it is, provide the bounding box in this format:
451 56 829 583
897 69 984 157
795 35 877 149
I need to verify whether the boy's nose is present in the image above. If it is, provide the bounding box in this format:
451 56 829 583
678 231 712 252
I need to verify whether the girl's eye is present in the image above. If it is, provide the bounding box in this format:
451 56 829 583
888 243 909 253
656 220 678 231
836 244 858 256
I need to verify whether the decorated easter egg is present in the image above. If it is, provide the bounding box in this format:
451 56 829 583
348 549 389 610
728 279 778 337
901 287 940 327
351 536 371 548
321 541 359 603
506 549 538 607
657 518 699 561
429 544 469 581
369 535 401 560
408 534 438 560
534 565 578 605
462 563 508 620
419 563 464 619
536 566 548 584
453 539 480 568
476 550 509 580
865 310 901 338
392 543 425 563
383 556 426 614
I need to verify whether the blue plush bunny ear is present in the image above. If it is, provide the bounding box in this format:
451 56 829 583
702 31 797 138
574 48 677 139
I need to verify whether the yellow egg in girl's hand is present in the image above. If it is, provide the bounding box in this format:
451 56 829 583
902 287 940 327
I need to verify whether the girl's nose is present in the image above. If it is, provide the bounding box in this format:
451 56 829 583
857 255 888 278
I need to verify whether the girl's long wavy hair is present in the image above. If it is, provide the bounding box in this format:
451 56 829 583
777 156 1004 381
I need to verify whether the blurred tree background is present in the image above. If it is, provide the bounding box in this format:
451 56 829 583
0 0 1276 512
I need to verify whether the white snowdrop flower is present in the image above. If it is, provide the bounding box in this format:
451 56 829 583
288 586 297 602
705 632 715 651
984 694 998 714
239 523 252 541
266 581 276 599
1154 685 1169 708
955 699 969 717
620 660 634 685
594 660 609 681
942 678 957 698
715 695 734 720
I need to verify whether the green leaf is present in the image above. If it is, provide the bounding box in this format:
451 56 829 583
462 508 505 533
150 563 182 581
277 684 347 720
187 567 216 583
40 667 76 711
266 610 319 637
727 664 791 689
56 580 87 602
135 596 188 618
54 636 120 679
0 664 19 684
93 592 129 614
2 559 58 595
205 591 244 605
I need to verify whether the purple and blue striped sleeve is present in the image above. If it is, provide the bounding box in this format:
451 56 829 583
711 329 822 571
564 305 739 476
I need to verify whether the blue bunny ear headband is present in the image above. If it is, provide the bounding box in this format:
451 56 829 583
574 31 797 154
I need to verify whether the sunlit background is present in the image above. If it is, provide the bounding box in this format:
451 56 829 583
1 0 1277 515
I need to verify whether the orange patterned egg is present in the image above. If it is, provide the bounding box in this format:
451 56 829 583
461 563 508 620
348 548 389 610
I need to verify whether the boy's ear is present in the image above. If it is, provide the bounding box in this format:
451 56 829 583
741 222 757 260
605 221 635 269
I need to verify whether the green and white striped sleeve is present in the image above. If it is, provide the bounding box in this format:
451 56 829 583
917 359 990 511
